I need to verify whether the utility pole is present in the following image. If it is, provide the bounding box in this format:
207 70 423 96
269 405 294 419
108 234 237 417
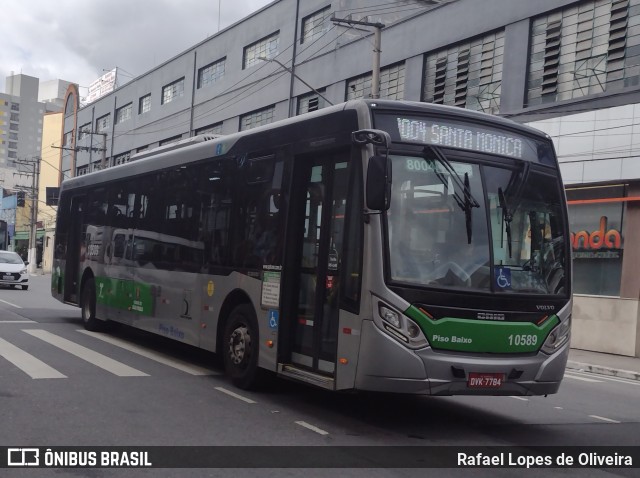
331 16 385 99
15 158 40 273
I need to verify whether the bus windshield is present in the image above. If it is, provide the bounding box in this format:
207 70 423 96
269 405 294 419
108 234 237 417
387 153 567 295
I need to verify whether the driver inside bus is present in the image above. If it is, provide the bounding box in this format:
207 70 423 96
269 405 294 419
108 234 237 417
389 212 420 281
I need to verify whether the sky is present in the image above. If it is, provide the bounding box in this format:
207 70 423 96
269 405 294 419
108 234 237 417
0 0 273 96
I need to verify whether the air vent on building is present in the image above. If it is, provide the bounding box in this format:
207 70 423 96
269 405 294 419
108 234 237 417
455 49 470 107
308 97 319 112
479 39 495 86
608 0 629 79
541 20 562 96
433 57 447 104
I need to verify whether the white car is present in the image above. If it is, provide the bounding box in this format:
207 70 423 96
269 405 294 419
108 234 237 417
0 251 29 290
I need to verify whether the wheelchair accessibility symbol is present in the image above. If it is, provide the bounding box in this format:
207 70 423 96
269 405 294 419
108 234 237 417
268 310 279 329
495 267 512 289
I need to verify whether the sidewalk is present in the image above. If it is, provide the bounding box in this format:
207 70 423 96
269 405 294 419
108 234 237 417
567 348 640 381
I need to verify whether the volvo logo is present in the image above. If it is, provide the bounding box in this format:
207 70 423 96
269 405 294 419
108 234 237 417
536 305 555 311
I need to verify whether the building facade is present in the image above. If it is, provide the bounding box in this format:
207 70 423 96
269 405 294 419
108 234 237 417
61 0 640 357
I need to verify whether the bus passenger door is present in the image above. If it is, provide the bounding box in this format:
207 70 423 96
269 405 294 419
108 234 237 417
287 156 348 376
64 195 84 303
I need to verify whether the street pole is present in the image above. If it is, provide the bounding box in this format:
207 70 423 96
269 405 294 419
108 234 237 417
331 17 385 99
28 158 40 273
372 26 382 99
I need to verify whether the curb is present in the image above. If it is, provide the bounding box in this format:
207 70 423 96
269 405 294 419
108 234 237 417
566 360 640 381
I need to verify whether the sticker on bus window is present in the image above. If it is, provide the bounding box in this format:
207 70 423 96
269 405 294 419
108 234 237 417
495 267 512 289
261 270 281 308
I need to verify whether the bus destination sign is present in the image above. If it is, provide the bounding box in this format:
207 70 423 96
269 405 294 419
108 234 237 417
374 113 554 165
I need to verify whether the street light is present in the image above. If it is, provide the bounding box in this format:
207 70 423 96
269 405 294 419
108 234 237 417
257 57 334 108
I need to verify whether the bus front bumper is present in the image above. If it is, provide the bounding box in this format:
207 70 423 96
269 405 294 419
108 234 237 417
354 320 570 396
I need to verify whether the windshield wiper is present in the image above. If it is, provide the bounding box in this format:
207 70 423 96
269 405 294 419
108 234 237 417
498 187 513 258
497 162 531 258
427 147 480 244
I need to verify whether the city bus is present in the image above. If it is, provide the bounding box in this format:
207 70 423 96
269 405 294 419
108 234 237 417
51 99 571 396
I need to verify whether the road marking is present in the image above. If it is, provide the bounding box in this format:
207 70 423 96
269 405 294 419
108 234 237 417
0 336 67 379
295 421 329 436
214 387 256 404
0 320 34 323
78 330 217 376
23 330 148 377
509 396 529 401
567 370 640 386
0 299 22 309
564 373 603 383
589 415 621 424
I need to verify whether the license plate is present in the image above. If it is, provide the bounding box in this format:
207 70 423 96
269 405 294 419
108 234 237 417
467 372 504 388
3 275 13 280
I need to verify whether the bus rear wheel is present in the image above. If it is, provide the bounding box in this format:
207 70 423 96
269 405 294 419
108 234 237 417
81 278 102 331
223 304 262 390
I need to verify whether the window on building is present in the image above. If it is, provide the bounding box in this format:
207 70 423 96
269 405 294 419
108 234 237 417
297 90 327 114
78 123 91 140
198 58 226 88
195 123 223 135
527 0 636 106
113 152 131 166
10 113 19 122
243 32 280 69
96 114 110 133
240 106 276 131
139 94 151 114
9 132 18 141
423 30 504 115
159 135 182 146
162 78 185 105
346 62 406 101
8 151 17 159
8 142 17 150
116 103 132 124
302 6 331 44
63 131 73 146
92 160 104 172
10 103 19 111
9 123 18 131
566 185 625 296
77 165 89 176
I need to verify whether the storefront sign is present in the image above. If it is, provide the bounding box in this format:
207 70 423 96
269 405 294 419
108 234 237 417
570 216 622 259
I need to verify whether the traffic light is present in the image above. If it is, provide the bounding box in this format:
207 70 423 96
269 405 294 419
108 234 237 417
16 191 25 207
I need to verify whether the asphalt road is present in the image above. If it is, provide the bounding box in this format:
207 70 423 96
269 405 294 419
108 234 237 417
0 275 638 477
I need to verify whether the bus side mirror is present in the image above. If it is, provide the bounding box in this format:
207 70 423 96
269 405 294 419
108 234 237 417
366 155 391 211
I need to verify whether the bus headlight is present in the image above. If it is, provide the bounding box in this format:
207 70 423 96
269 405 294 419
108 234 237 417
377 302 429 349
380 305 401 328
541 315 571 354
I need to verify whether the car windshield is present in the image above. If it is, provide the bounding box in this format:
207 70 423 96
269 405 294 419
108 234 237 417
386 153 567 295
0 252 24 264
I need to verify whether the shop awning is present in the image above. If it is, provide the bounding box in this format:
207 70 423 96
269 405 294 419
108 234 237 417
12 230 45 240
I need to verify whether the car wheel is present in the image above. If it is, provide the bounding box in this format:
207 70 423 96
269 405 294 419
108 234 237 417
81 278 102 331
223 304 264 390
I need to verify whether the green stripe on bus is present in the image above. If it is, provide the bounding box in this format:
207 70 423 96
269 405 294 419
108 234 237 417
405 306 559 353
95 276 154 316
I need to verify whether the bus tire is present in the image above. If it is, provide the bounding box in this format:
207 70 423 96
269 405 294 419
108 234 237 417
223 304 262 390
81 278 102 331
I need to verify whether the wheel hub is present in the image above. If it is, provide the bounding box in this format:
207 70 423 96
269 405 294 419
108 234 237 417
228 326 251 365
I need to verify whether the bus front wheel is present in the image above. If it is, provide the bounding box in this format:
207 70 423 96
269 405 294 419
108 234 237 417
81 278 102 331
223 304 261 390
